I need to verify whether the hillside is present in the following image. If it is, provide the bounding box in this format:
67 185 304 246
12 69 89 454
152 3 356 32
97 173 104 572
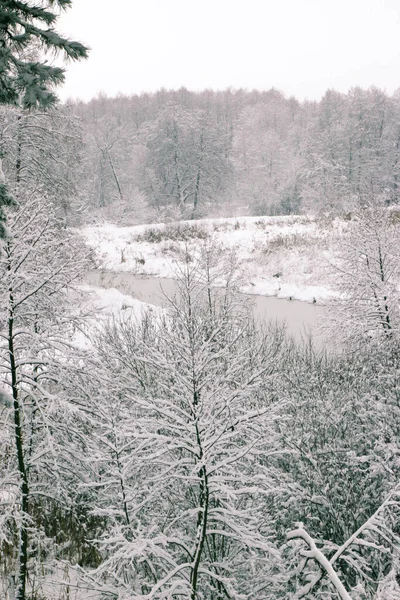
81 214 346 304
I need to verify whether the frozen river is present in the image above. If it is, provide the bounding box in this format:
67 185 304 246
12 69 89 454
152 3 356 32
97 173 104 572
84 270 327 346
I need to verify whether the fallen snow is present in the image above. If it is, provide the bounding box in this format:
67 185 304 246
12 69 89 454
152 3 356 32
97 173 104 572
73 285 163 348
80 284 160 319
79 215 345 304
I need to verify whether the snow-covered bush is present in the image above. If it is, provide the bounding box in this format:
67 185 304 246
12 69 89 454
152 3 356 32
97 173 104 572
88 247 287 598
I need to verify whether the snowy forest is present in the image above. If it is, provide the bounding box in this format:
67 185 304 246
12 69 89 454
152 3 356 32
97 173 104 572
1 2 400 600
3 85 400 224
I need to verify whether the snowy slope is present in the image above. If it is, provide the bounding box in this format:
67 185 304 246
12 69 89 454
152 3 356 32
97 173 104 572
80 215 345 303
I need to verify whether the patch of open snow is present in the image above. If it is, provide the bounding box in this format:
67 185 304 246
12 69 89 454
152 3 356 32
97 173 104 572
73 285 162 349
0 565 104 600
81 284 160 319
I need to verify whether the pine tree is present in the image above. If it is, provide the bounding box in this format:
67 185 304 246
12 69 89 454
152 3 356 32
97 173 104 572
0 0 88 236
0 1 88 110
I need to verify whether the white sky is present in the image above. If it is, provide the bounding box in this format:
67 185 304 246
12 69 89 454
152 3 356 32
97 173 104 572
57 0 400 102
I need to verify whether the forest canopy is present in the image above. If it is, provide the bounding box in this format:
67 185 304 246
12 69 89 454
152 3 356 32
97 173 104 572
55 86 400 223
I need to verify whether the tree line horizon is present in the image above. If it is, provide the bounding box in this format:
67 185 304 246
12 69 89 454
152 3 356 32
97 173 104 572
38 84 400 224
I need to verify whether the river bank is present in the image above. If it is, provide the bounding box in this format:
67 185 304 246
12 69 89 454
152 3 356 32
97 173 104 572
79 215 345 305
83 270 326 345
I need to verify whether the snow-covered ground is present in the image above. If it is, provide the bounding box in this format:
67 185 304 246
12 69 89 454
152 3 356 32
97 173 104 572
73 284 164 349
81 284 160 320
0 566 102 600
80 215 346 304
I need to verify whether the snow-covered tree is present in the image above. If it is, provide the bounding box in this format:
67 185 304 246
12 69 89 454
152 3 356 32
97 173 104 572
232 93 302 215
139 104 231 217
0 105 85 221
273 337 400 598
287 483 400 599
0 0 88 237
0 195 91 600
89 248 287 599
328 204 400 347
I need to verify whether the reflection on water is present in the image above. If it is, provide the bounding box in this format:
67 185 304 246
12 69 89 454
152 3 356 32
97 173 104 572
83 270 326 346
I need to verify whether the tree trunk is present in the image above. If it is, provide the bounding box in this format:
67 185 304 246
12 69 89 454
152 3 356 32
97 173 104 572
190 462 209 600
190 396 209 600
15 114 23 186
107 151 123 201
192 133 204 218
7 256 29 600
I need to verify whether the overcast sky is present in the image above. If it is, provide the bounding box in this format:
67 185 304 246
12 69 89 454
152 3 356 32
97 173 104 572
57 0 400 102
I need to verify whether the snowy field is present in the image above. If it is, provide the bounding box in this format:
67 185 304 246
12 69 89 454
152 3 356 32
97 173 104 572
81 283 162 321
80 215 347 304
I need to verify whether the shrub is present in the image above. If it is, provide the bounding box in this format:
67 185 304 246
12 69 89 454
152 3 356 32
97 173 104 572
263 233 308 254
137 222 209 243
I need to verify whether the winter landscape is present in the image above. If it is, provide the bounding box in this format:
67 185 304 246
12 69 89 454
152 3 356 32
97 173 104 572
1 1 400 599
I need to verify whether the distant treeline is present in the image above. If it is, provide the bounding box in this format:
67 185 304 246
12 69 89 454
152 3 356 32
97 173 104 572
2 86 400 222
